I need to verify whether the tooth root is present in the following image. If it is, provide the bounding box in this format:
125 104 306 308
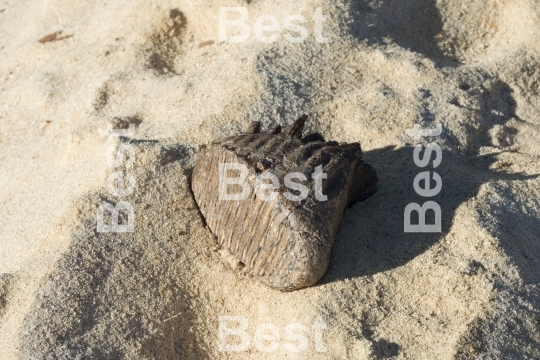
264 121 282 134
246 121 261 134
302 132 325 144
288 114 308 138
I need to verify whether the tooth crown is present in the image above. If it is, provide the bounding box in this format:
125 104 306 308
192 115 378 291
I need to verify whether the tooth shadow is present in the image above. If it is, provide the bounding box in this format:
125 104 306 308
320 145 537 284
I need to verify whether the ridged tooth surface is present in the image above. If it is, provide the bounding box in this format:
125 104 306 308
191 116 378 291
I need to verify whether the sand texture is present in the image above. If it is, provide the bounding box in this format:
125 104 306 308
1 0 539 359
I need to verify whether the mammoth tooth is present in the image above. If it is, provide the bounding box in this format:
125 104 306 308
245 121 261 134
263 121 282 134
288 114 308 138
191 114 378 291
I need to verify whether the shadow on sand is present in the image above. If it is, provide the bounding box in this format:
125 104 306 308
345 0 460 65
320 144 537 285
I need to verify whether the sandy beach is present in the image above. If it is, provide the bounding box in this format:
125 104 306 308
1 0 539 358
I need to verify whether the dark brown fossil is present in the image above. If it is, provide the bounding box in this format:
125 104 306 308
192 115 378 291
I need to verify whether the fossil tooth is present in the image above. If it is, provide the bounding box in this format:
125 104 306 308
192 114 378 291
288 114 308 138
263 121 282 135
245 121 261 134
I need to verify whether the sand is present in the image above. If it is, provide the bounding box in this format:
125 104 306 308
0 0 539 358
